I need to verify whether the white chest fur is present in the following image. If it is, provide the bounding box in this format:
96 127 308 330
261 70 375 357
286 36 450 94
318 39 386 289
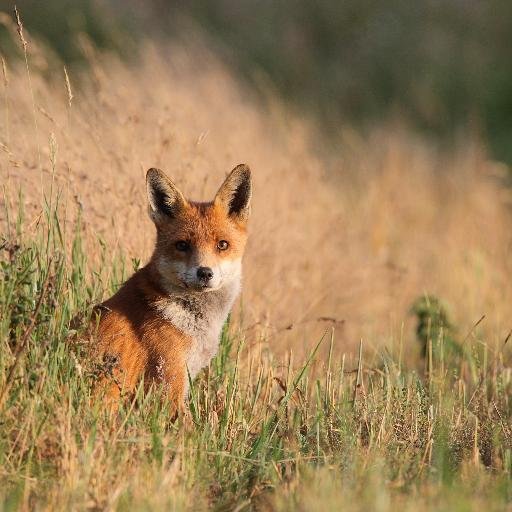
154 279 240 380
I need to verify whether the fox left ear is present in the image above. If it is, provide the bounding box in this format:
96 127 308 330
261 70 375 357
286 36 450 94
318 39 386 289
215 164 252 222
146 168 186 223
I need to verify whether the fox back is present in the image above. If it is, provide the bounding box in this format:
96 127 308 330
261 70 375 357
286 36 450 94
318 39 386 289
92 164 251 410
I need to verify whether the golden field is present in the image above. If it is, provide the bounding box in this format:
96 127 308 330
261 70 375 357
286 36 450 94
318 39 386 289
2 38 511 362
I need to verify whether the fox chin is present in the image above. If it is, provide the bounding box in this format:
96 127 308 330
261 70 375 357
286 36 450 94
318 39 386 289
91 164 251 412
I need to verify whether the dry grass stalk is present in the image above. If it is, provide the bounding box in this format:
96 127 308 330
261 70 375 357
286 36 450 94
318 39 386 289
64 65 73 108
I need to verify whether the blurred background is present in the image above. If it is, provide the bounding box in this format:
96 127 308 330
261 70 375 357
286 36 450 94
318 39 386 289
1 0 512 164
1 1 511 360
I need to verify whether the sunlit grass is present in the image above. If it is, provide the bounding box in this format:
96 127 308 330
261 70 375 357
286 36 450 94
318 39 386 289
1 196 512 511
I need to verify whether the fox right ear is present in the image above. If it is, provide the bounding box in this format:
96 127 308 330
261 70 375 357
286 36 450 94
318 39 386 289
146 168 186 222
215 164 252 223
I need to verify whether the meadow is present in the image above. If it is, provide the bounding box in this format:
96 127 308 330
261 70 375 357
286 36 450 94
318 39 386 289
1 19 512 511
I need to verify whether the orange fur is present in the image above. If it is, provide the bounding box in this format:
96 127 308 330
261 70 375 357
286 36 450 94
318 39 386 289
93 269 191 409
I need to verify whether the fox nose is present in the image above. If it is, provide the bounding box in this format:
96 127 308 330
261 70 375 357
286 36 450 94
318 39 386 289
197 266 214 281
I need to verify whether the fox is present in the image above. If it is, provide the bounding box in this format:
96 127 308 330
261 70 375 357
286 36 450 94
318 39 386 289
91 164 251 412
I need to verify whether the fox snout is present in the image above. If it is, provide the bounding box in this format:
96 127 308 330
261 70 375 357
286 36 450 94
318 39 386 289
196 266 217 289
183 262 220 290
170 258 242 291
189 265 220 290
197 266 214 282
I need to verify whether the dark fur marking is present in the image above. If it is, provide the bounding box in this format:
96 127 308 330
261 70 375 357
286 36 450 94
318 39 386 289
229 178 250 217
152 185 177 217
174 296 205 321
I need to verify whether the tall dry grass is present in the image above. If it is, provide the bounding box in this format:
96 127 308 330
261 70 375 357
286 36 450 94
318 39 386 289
1 34 511 362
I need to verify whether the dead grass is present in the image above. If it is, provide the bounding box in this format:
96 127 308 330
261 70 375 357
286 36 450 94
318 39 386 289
1 32 511 362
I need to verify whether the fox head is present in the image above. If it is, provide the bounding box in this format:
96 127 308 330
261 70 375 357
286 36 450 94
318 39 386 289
146 164 251 293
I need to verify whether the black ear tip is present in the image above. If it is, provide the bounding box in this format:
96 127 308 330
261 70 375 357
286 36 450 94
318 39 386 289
232 163 251 181
146 167 163 182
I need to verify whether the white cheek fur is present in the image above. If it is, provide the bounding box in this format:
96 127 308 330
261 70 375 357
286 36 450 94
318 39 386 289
216 258 242 284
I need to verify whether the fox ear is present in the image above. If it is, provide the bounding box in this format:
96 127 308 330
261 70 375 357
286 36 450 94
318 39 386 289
215 164 252 222
146 168 186 222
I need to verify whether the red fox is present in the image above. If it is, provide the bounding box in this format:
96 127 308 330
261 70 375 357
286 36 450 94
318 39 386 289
91 164 251 411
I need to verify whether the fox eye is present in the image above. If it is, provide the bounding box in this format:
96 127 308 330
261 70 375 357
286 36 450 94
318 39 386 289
217 240 229 251
175 241 190 252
